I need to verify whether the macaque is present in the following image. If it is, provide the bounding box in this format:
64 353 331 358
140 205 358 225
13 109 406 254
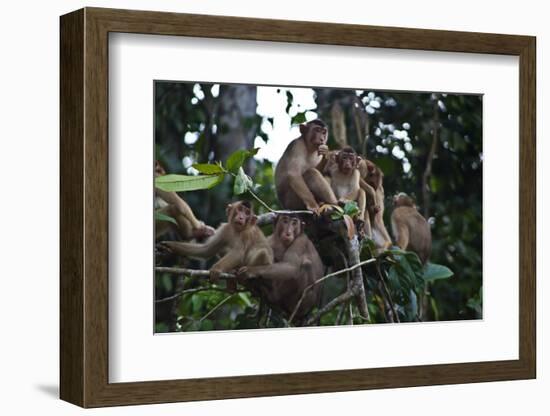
323 147 366 220
154 160 214 240
160 201 273 290
237 214 324 320
391 193 431 264
358 159 392 249
275 119 338 214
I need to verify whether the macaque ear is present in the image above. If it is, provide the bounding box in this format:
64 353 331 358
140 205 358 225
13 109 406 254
249 215 258 226
226 204 233 218
299 123 307 135
356 155 362 164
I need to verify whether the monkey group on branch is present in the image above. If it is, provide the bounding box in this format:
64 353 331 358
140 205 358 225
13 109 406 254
156 118 432 322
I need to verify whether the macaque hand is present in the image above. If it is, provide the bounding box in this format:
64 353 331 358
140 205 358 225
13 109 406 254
192 223 215 241
157 242 174 254
209 269 222 284
317 144 329 157
235 266 252 283
306 202 321 216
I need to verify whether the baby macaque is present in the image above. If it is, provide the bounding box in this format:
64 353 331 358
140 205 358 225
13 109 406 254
275 119 338 214
160 201 273 289
323 147 366 221
391 193 432 264
154 160 214 240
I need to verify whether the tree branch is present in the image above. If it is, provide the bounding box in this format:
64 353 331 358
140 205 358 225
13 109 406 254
288 258 376 324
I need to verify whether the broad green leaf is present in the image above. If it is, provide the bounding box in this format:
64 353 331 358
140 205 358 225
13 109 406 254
225 148 259 174
155 174 223 192
423 263 454 282
192 163 225 175
154 211 177 224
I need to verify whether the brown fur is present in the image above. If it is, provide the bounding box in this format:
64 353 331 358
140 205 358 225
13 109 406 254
275 120 338 214
391 193 432 264
161 201 273 290
237 215 324 320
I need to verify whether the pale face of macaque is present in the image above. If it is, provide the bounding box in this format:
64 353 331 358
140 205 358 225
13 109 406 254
300 122 328 151
226 201 256 231
337 149 360 175
275 215 303 248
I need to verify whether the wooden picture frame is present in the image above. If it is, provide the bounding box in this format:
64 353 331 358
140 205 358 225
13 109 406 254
60 7 536 408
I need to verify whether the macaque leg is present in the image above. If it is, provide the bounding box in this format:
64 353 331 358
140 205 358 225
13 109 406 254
155 188 202 229
363 213 373 239
394 225 409 250
357 189 366 219
303 168 338 205
210 251 243 290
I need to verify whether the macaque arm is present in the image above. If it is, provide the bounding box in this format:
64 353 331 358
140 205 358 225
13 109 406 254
211 250 242 273
163 225 227 258
155 188 202 229
359 178 377 201
247 262 301 281
356 188 366 218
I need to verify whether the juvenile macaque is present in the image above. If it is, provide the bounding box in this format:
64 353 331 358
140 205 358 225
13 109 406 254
391 193 431 264
160 201 273 289
323 147 366 220
358 159 392 249
237 214 324 320
155 161 214 240
275 119 338 214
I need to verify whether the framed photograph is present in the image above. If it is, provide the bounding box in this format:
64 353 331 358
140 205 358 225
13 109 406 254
60 7 536 408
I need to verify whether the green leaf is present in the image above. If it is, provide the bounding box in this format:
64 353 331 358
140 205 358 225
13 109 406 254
343 201 360 217
192 163 225 175
154 211 177 224
291 112 307 125
233 167 254 195
225 148 259 174
423 263 454 282
155 174 223 192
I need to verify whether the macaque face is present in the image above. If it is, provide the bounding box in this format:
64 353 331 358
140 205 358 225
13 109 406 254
365 161 382 189
276 215 302 247
227 202 254 231
337 150 358 175
155 160 166 177
301 122 327 149
393 193 414 207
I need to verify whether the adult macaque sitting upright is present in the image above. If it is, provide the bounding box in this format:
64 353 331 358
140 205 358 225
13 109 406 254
275 119 338 214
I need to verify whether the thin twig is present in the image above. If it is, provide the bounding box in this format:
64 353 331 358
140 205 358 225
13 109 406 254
155 286 240 304
288 258 376 324
199 295 234 322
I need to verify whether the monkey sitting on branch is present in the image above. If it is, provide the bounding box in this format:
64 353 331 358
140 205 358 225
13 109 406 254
236 214 324 322
391 193 432 264
358 159 392 250
322 146 367 223
155 160 214 241
275 119 338 215
160 200 273 291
